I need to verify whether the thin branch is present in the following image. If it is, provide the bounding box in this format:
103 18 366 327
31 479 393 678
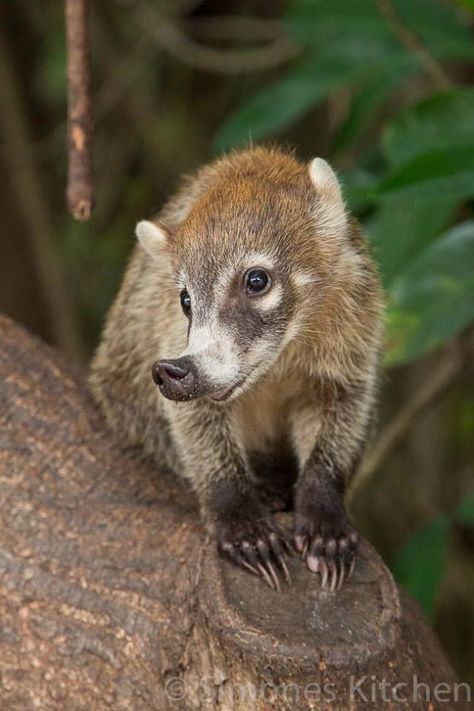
0 11 84 361
117 1 299 75
66 0 94 221
349 338 469 503
375 0 454 91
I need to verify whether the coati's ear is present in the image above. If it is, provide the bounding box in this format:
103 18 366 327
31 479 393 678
308 158 347 234
135 220 169 258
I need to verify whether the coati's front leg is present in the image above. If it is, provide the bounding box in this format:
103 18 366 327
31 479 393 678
208 477 291 590
169 403 290 590
292 382 371 591
294 450 359 591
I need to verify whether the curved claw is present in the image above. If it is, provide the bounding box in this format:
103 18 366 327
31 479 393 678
337 563 346 590
269 533 291 583
217 513 293 591
241 560 260 577
265 559 281 592
320 559 329 589
257 562 276 590
277 554 291 583
298 520 359 591
257 539 282 592
223 543 260 578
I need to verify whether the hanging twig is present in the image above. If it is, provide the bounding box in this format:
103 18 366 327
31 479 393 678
66 0 94 221
0 10 84 361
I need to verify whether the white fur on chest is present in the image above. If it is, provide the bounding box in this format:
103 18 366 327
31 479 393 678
231 392 324 471
229 350 325 469
230 376 292 455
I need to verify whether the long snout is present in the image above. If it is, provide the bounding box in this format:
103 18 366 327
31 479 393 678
152 333 246 402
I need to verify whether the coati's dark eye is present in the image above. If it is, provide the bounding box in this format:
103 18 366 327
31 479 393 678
245 268 271 295
180 289 191 316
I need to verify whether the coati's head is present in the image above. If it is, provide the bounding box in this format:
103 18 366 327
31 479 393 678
136 152 358 403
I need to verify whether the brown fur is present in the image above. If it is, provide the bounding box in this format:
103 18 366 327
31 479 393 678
89 146 384 588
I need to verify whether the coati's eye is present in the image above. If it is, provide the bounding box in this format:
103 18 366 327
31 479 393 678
244 268 271 295
180 289 191 316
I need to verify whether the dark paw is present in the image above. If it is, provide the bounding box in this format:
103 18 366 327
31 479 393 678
294 506 359 591
217 514 292 592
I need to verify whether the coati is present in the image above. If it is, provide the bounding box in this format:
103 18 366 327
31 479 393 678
90 146 383 592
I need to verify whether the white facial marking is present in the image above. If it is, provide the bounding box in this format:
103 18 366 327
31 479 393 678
232 336 276 395
178 252 282 392
293 271 318 288
215 253 277 311
242 252 274 272
135 220 168 258
281 315 302 348
182 315 241 387
253 283 282 312
177 269 187 289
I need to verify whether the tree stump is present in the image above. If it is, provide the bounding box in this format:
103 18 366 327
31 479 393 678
0 315 468 710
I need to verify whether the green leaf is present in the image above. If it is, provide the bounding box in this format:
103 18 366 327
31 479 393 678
216 4 474 152
287 0 474 59
341 169 379 213
368 196 456 288
379 145 474 200
456 491 474 526
455 0 474 12
377 91 474 209
213 69 329 152
383 88 474 168
286 0 390 44
394 0 474 59
393 515 450 618
332 56 415 154
385 221 474 366
214 46 389 152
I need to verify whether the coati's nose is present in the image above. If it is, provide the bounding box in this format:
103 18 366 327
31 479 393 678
152 357 196 401
153 359 190 383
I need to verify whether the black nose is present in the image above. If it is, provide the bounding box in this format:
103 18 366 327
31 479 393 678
152 359 190 384
151 357 196 400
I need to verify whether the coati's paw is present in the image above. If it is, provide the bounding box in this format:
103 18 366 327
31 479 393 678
217 514 292 592
294 504 359 591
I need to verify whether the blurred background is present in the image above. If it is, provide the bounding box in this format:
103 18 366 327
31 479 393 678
0 0 473 685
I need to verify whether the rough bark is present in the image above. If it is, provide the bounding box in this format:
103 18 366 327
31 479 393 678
0 315 467 710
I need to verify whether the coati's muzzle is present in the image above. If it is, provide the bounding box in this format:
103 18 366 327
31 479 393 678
152 357 237 402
